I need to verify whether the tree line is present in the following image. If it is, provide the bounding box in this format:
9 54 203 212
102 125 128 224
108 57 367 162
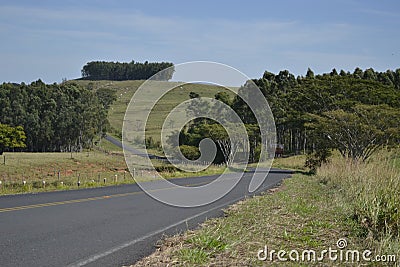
0 80 114 153
81 60 174 81
254 68 400 158
175 67 400 166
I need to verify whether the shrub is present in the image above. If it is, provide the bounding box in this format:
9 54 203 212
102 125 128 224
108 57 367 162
179 145 200 160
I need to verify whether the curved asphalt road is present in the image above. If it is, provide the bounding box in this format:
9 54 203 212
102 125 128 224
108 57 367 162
104 135 167 160
0 169 291 267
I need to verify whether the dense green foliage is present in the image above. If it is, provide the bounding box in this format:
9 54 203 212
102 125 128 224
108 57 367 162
306 104 400 161
250 68 400 154
179 145 200 160
177 122 228 164
173 93 261 164
0 123 26 155
81 60 174 81
177 67 400 164
0 80 112 152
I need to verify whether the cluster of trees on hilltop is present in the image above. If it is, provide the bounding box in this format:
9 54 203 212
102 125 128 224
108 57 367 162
81 60 174 81
174 67 400 166
0 80 115 153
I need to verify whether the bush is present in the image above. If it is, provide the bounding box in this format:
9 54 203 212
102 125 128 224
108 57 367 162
305 148 331 174
179 145 200 160
154 165 179 173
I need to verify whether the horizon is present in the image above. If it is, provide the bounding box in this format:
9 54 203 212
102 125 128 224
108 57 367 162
4 64 399 88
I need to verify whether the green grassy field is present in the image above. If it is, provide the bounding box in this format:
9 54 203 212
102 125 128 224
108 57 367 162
71 80 235 142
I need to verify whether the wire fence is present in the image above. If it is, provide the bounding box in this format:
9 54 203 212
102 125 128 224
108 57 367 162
0 168 163 194
0 152 228 194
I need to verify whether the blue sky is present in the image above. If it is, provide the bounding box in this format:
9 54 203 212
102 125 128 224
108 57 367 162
1 0 399 84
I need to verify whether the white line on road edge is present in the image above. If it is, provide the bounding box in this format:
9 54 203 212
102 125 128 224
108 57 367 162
67 196 245 267
67 181 280 266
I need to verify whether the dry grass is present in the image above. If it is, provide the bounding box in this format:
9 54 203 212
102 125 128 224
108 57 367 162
0 151 227 195
318 150 400 258
271 155 307 171
0 151 137 194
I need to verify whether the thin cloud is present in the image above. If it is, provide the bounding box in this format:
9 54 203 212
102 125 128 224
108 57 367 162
0 4 360 49
0 3 397 83
359 8 400 18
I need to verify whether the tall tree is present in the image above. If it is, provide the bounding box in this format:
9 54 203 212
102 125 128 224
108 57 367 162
0 81 111 152
306 104 400 161
306 68 315 79
0 124 26 155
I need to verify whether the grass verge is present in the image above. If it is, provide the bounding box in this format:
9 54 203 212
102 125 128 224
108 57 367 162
318 151 400 259
131 151 400 266
0 151 227 195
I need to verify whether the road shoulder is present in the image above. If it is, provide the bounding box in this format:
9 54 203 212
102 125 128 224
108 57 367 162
128 173 360 266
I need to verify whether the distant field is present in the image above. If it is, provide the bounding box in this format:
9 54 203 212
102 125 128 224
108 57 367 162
72 80 235 142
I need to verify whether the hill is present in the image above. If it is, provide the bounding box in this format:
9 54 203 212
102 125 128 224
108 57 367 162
71 80 236 143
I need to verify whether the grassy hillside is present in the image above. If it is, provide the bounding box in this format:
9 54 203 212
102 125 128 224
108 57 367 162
71 80 235 142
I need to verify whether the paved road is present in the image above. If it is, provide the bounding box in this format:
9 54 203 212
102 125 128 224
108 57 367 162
0 170 292 267
104 135 167 160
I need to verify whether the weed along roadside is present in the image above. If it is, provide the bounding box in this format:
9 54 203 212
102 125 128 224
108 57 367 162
130 152 400 266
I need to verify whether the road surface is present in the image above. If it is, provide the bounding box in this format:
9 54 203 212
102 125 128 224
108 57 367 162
104 135 167 160
0 170 292 266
